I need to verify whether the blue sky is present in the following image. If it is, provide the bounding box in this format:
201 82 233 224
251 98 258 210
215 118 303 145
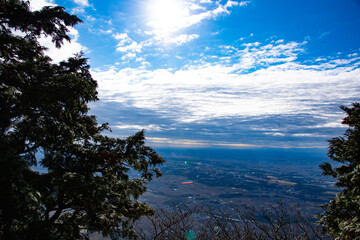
31 0 360 148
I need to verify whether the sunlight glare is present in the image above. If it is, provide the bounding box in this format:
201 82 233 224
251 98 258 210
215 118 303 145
147 0 189 37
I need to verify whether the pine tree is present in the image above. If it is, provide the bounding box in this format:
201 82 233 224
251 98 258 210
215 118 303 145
320 103 360 239
0 1 164 239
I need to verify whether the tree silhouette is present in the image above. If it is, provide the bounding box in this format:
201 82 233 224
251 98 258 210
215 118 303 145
320 103 360 239
0 1 164 239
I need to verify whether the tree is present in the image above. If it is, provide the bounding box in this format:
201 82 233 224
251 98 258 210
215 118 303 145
0 1 164 239
320 103 360 239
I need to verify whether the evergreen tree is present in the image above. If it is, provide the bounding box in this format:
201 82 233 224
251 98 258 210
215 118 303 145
0 1 164 239
320 103 360 239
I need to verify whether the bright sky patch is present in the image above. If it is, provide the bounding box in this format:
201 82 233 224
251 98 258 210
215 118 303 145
146 0 188 38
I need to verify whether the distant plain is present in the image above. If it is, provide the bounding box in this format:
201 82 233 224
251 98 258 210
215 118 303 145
141 148 337 214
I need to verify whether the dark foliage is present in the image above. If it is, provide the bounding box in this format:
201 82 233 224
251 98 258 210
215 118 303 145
320 103 360 239
0 1 164 239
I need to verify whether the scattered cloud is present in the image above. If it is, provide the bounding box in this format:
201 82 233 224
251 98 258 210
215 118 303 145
100 29 113 35
74 0 89 7
188 3 205 11
199 0 213 3
113 33 143 53
114 124 163 131
70 0 91 15
86 15 96 21
319 31 331 39
292 133 318 137
184 0 249 28
308 122 347 129
167 34 200 45
116 42 142 52
231 40 306 70
121 52 137 60
91 39 360 147
113 33 128 41
264 132 286 136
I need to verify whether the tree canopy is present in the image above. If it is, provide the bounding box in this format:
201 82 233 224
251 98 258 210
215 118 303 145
0 1 164 239
320 103 360 239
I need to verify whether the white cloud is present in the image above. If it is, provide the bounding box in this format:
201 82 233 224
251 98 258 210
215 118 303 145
121 52 137 60
92 39 360 128
308 122 347 129
116 42 142 53
230 40 306 70
188 3 205 10
229 1 250 7
71 7 86 14
113 33 129 40
292 133 318 137
167 34 200 45
100 29 113 34
319 31 331 39
74 0 89 7
114 124 163 131
70 0 90 14
264 132 286 136
113 33 143 53
29 0 55 11
86 15 96 21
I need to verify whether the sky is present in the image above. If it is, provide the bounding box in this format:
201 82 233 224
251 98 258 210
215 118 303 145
30 0 360 149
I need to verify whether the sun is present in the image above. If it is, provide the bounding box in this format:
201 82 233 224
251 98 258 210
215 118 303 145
147 0 189 37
